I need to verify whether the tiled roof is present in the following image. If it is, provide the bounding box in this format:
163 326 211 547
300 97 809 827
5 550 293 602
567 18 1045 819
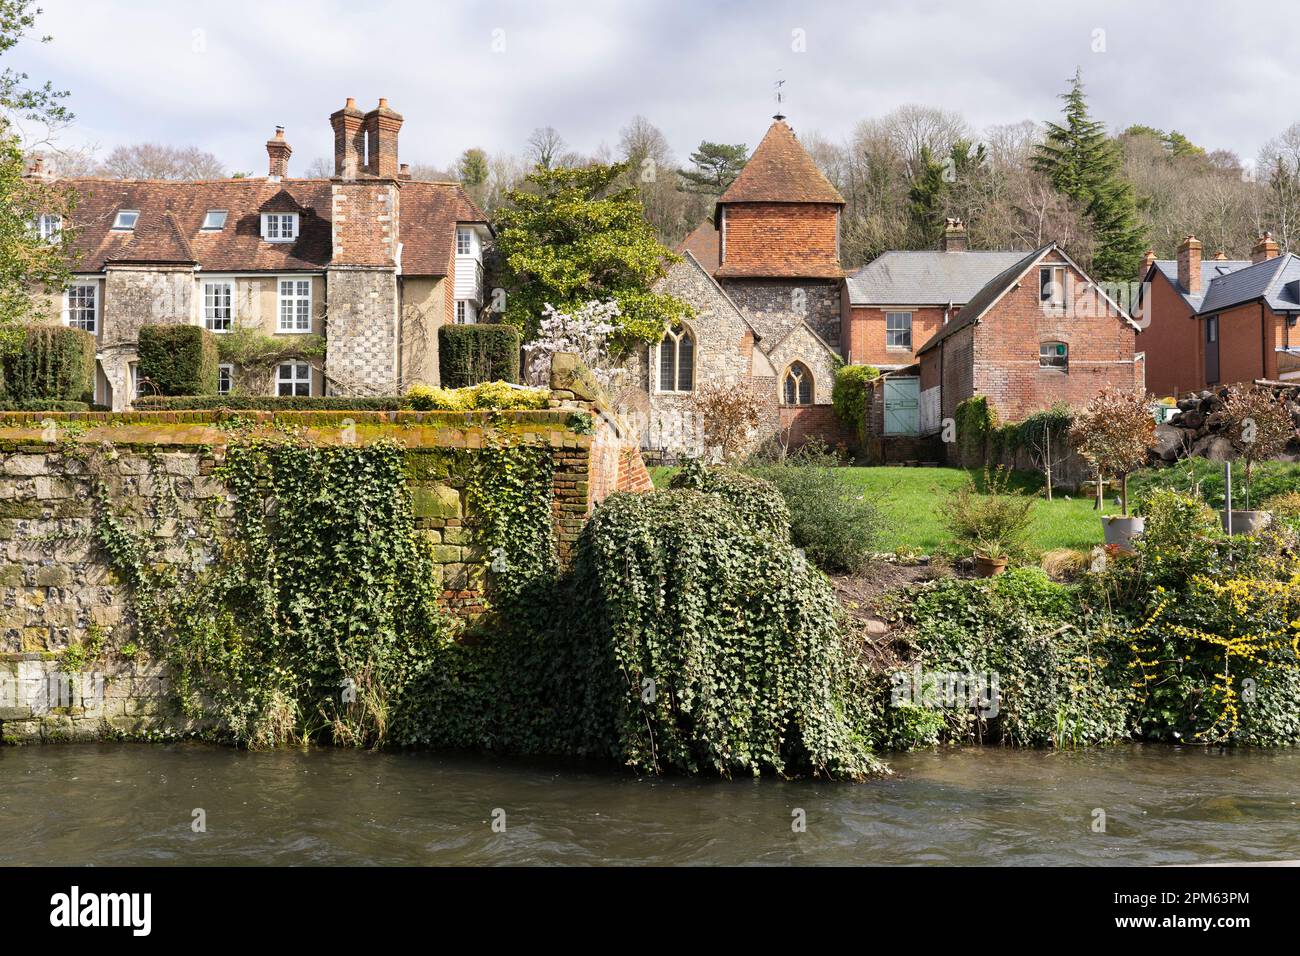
917 244 1053 354
59 176 487 277
677 220 720 274
845 250 1028 305
717 119 844 207
713 258 845 280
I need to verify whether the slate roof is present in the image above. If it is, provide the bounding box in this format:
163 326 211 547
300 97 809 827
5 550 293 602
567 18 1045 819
59 176 488 277
717 119 844 207
1149 258 1252 311
845 249 1028 306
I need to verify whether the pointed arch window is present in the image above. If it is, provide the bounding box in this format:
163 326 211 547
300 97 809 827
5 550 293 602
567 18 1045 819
656 322 695 393
783 362 813 405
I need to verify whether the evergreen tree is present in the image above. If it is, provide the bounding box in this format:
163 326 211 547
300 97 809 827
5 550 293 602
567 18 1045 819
678 141 748 195
1034 70 1145 279
494 161 691 353
907 145 949 246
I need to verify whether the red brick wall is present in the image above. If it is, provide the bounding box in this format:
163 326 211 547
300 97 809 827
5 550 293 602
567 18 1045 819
971 253 1141 421
847 305 948 367
1214 301 1275 385
1139 270 1203 397
330 182 397 267
721 203 840 275
779 404 855 450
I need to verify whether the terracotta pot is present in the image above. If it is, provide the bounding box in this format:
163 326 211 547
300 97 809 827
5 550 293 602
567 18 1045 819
1221 510 1272 535
974 555 1008 577
1102 515 1145 552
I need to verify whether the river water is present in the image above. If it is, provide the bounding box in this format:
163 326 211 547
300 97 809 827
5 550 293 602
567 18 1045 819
1 743 1297 865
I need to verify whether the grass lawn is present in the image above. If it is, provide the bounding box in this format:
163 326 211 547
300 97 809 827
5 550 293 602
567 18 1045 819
648 464 1122 556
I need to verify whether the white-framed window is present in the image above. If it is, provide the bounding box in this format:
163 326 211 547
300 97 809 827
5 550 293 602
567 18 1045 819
202 210 228 231
276 362 312 397
217 363 234 395
783 362 813 405
885 311 913 350
656 322 695 393
112 209 139 230
456 226 473 255
203 280 234 332
1040 341 1069 371
1040 265 1068 309
63 283 98 333
34 214 62 242
261 213 299 242
277 278 312 332
456 300 477 325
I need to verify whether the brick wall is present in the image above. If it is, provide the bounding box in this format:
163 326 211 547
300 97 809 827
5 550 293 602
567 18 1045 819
719 203 840 277
847 305 948 368
1214 301 1277 386
971 254 1141 421
1139 270 1202 397
778 404 855 451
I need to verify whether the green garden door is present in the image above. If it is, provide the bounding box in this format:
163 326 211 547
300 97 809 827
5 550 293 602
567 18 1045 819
883 377 920 436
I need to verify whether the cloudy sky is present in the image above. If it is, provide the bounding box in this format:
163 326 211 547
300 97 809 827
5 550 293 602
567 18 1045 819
9 0 1299 173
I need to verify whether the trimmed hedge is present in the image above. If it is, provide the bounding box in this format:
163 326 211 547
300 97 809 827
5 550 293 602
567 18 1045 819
1 325 95 403
132 395 408 411
0 399 91 412
137 324 219 396
438 323 520 388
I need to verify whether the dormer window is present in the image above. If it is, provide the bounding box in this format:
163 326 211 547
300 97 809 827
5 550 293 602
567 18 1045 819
261 213 299 242
112 209 139 231
34 214 62 241
202 210 228 231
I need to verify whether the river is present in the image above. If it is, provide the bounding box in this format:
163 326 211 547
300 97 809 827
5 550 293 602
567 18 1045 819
1 743 1297 865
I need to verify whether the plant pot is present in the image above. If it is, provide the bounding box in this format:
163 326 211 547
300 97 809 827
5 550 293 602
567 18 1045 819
1102 515 1145 552
974 555 1008 577
1221 510 1272 535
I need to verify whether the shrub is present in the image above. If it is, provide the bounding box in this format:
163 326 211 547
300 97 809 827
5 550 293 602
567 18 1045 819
0 399 90 412
1212 383 1296 509
747 445 884 572
693 382 761 462
137 324 218 396
831 364 879 444
1070 387 1157 514
438 324 521 388
568 488 880 778
944 466 1034 561
406 381 548 411
954 395 995 465
132 395 407 411
0 325 95 403
668 458 790 541
899 568 1131 747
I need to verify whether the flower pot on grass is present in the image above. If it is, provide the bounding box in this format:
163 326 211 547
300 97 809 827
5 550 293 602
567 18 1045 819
1220 510 1272 535
1102 515 1145 552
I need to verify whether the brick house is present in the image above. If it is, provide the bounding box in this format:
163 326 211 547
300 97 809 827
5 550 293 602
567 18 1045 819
1138 233 1300 397
911 243 1143 459
28 98 490 409
638 114 849 455
843 219 1024 370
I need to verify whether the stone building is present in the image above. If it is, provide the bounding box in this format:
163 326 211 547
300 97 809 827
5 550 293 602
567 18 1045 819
28 98 490 409
639 115 849 455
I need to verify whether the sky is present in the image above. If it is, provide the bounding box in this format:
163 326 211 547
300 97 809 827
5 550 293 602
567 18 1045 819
8 0 1300 174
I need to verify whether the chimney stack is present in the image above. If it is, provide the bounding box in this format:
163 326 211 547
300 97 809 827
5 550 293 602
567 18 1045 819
1177 236 1202 294
329 97 366 178
1252 231 1280 264
364 98 404 179
398 163 411 181
1140 248 1156 276
266 126 292 180
941 217 967 253
1214 250 1228 261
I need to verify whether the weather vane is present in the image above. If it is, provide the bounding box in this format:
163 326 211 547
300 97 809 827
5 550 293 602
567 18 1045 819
774 77 786 121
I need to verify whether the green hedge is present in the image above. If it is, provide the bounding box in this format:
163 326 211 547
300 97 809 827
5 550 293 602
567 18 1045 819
0 325 95 403
438 324 520 388
132 395 408 411
137 324 218 397
0 399 91 412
